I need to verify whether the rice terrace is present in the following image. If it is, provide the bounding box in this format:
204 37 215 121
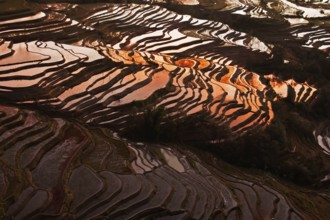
0 0 330 219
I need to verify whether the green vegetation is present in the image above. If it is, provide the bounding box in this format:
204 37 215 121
122 105 231 143
207 98 329 187
121 88 330 187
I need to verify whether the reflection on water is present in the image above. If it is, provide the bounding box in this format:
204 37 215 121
1 102 328 219
0 39 318 136
160 148 186 172
314 123 330 155
0 0 329 219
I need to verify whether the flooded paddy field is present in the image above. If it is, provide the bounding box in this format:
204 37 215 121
0 0 329 219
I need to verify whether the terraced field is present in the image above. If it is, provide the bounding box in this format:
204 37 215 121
0 0 330 219
1 103 330 219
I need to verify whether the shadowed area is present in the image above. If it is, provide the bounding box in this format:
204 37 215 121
0 104 329 219
0 0 330 219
